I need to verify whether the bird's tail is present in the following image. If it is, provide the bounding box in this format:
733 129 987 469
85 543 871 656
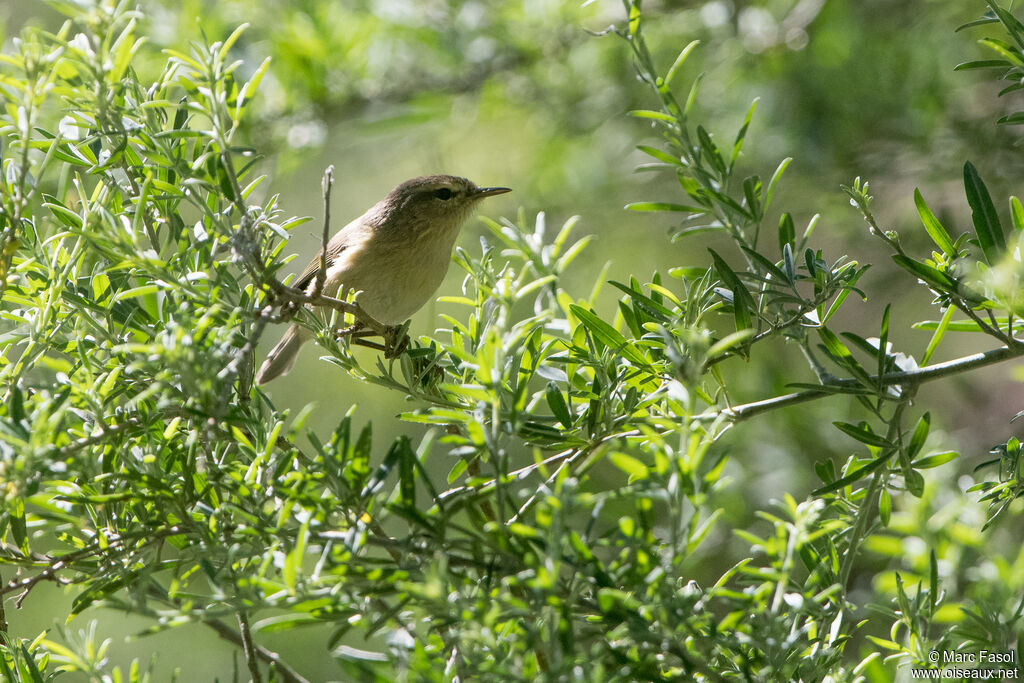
256 324 305 384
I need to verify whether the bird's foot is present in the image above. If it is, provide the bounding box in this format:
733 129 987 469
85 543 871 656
341 322 410 358
382 323 410 359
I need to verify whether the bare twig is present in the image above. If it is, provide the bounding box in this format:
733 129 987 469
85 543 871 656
52 418 143 458
1 526 185 604
315 165 335 298
237 611 263 683
838 395 913 591
203 618 312 683
702 344 1021 422
436 430 641 512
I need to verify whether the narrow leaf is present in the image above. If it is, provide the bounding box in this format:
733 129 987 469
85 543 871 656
625 201 705 213
913 188 956 254
908 412 931 458
833 421 891 448
709 249 755 333
1010 197 1024 231
953 59 1010 70
569 305 650 367
665 40 701 88
546 382 573 429
778 212 795 255
963 161 1005 263
812 450 890 495
921 305 955 365
891 255 957 291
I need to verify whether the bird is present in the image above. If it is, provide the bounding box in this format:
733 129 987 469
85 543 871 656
256 174 511 384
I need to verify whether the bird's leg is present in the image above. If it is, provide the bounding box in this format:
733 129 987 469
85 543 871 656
334 321 364 340
339 321 410 357
337 323 386 351
343 325 386 351
351 338 388 352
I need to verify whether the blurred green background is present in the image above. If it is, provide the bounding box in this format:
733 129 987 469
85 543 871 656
7 0 1023 679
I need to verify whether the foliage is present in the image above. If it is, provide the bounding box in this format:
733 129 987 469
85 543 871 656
0 0 1022 681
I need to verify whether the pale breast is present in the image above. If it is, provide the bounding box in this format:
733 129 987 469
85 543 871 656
328 227 458 325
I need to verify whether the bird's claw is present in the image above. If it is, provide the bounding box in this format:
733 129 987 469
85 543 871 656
383 324 410 359
340 322 410 358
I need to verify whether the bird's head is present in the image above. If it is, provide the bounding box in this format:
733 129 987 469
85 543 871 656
371 175 511 237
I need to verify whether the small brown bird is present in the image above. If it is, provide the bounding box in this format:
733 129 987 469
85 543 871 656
256 175 511 384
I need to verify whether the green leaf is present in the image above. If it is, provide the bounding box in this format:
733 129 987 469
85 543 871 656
730 99 759 171
447 459 468 484
980 36 1024 65
821 265 868 324
818 327 872 385
19 643 46 683
696 125 726 177
665 40 700 88
812 450 890 495
912 450 958 469
782 243 796 283
877 304 891 380
905 469 925 497
778 212 795 255
956 14 999 31
569 305 650 367
509 522 540 538
9 498 27 554
997 111 1024 125
907 412 931 459
684 71 705 116
921 305 955 365
609 280 675 321
546 382 573 429
609 452 649 480
739 246 787 282
964 161 1005 263
706 329 755 358
987 2 1024 48
629 109 678 124
765 157 792 210
929 549 939 611
953 59 1010 70
113 284 161 302
397 436 416 507
625 201 705 213
742 175 762 220
913 189 956 254
891 255 957 291
914 315 1014 332
833 421 891 448
709 249 755 333
1010 197 1024 231
635 145 681 165
361 435 402 497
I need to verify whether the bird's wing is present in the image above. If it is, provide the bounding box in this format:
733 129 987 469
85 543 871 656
293 228 353 293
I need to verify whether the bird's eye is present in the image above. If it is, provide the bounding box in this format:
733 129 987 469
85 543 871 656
433 188 454 200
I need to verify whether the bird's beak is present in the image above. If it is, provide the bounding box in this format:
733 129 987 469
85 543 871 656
474 186 512 198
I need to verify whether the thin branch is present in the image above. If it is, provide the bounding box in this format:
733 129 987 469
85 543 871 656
1 526 185 603
436 430 640 511
315 165 335 298
237 611 263 683
705 344 1021 422
838 397 910 591
854 194 1016 347
258 275 390 338
203 618 312 683
49 418 143 458
0 569 6 636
